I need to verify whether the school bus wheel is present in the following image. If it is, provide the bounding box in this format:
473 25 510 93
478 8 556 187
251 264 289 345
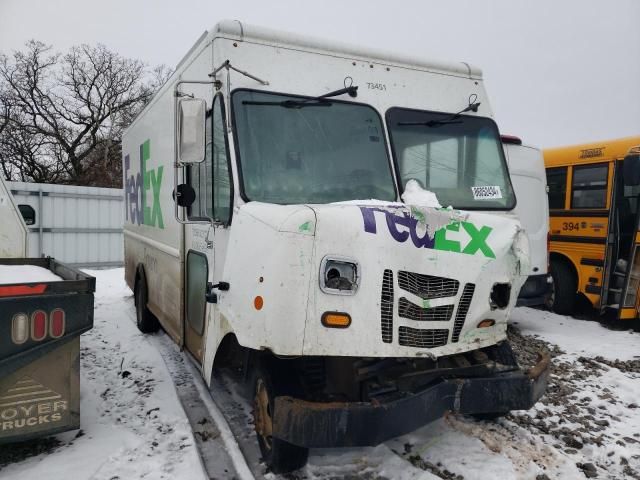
549 259 577 315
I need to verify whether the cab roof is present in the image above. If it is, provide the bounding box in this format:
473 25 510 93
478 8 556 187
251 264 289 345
544 136 640 168
210 20 482 79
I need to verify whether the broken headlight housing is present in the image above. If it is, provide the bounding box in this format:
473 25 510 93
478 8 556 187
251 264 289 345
320 256 359 295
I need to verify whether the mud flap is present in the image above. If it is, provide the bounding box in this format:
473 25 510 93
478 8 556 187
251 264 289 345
0 339 80 443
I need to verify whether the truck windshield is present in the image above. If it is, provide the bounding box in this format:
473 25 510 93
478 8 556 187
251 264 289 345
232 90 396 204
387 108 516 210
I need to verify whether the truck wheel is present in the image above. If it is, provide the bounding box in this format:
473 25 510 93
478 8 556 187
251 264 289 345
135 273 160 333
549 260 576 315
253 367 309 473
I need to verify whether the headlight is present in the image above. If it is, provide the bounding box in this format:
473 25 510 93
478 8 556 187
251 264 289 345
320 256 359 295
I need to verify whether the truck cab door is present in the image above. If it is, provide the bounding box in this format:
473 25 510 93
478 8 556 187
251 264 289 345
183 93 234 362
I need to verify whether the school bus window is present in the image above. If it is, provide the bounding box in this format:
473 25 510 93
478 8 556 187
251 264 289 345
571 164 608 209
546 167 567 209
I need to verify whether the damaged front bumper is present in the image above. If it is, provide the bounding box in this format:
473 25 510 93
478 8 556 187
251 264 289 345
272 352 550 448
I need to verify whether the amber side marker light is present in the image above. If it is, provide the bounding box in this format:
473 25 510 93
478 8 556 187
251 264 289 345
321 312 351 328
254 296 264 310
477 319 496 328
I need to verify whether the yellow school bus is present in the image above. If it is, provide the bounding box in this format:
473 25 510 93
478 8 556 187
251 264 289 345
544 136 640 320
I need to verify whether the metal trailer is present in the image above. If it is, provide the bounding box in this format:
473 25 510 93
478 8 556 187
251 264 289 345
8 181 124 268
0 258 95 443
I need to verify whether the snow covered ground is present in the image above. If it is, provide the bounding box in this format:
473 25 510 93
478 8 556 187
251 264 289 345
0 269 206 480
1 268 638 480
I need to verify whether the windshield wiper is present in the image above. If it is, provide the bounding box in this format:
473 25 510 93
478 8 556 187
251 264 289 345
242 85 358 108
398 119 463 127
398 94 481 128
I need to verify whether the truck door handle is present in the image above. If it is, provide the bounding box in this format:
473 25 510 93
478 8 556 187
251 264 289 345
205 281 230 304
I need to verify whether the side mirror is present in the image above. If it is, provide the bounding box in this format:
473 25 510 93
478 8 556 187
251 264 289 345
623 153 640 186
178 98 206 164
174 183 196 208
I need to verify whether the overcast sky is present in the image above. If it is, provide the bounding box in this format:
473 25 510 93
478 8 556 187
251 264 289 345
1 0 638 148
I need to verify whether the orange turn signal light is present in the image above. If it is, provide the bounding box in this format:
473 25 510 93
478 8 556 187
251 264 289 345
477 319 495 328
321 312 351 329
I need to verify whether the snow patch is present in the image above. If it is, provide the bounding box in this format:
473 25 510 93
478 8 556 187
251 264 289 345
0 265 62 284
512 307 640 361
401 179 442 208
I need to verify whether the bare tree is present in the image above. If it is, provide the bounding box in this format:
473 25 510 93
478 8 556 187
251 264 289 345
0 41 170 186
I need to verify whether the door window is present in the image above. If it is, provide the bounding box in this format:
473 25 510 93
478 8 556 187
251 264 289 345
188 112 213 219
546 167 567 209
212 95 233 224
571 164 608 209
188 95 233 223
186 251 207 335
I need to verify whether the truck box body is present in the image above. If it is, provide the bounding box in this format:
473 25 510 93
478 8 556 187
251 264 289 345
502 139 551 306
0 259 95 442
123 21 548 469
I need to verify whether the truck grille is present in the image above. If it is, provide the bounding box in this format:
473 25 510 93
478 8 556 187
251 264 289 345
380 269 394 343
398 298 454 322
398 327 449 348
452 283 476 343
397 271 459 299
380 270 476 349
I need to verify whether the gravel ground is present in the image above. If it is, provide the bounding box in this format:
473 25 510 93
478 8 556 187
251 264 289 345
507 323 640 479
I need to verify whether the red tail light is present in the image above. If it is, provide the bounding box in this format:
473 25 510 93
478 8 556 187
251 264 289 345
50 309 65 338
31 310 48 341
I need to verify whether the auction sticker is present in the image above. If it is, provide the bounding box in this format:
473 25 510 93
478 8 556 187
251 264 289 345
471 185 502 200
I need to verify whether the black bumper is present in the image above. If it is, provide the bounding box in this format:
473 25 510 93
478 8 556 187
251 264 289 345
272 353 550 448
517 274 551 307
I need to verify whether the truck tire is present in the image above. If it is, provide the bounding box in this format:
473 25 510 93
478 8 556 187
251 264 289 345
253 366 309 473
549 260 576 315
135 271 160 333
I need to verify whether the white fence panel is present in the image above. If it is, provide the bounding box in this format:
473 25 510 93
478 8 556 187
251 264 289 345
8 182 124 267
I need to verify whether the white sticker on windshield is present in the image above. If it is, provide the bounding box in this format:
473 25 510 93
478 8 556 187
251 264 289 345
471 185 502 200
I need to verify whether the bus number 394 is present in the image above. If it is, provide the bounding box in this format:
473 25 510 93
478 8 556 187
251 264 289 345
562 222 580 231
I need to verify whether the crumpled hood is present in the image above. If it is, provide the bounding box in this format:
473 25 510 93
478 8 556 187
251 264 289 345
228 200 529 358
301 200 530 357
308 200 529 275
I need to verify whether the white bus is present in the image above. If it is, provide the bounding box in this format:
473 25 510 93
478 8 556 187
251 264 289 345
123 21 549 473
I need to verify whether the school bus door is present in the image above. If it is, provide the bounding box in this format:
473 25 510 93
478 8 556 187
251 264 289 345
618 151 640 319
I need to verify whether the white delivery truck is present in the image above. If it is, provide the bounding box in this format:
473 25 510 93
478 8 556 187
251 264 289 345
501 136 551 306
123 21 549 473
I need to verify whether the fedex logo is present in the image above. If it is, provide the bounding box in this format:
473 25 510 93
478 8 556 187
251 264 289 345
124 139 164 229
359 207 495 258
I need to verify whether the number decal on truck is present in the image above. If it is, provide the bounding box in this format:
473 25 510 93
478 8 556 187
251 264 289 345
367 82 387 91
471 186 502 200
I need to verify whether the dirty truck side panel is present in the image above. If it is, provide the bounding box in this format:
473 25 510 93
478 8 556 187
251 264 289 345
123 39 216 346
0 340 79 443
